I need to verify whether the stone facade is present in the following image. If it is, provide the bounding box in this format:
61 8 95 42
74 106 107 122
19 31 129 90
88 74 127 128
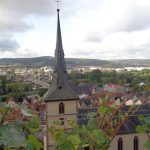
109 133 148 150
46 100 78 150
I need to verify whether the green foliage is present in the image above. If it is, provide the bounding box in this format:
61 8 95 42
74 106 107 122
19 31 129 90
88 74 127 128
136 125 147 133
7 82 32 93
0 57 150 67
0 95 7 102
49 93 141 150
37 88 48 97
144 117 150 125
87 112 97 129
0 124 27 148
88 69 102 83
69 69 150 86
27 134 43 150
136 116 150 149
0 81 35 102
0 106 43 150
0 107 11 123
7 92 27 102
68 135 81 150
0 76 7 94
98 105 114 117
49 113 109 150
1 82 47 102
145 140 150 150
22 116 41 133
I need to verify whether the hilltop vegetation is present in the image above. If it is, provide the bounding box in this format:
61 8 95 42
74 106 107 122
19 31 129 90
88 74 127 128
0 56 149 67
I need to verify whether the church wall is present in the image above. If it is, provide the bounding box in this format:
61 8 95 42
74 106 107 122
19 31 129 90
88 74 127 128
46 100 78 149
109 133 148 150
47 100 77 116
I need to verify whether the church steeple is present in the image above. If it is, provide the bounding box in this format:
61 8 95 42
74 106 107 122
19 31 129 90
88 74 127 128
43 9 78 102
56 9 63 54
55 9 66 73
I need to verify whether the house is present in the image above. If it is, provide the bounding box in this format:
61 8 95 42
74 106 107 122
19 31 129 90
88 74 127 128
104 84 125 93
6 96 17 108
73 85 92 99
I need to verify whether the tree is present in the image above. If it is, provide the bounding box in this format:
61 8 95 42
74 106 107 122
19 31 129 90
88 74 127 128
38 88 48 97
0 76 6 95
0 106 43 150
136 116 150 150
88 69 102 83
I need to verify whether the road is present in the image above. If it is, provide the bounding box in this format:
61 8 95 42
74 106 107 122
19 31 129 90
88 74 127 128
26 78 49 88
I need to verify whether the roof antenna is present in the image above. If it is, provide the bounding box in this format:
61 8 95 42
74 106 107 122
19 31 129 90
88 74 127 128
55 0 61 10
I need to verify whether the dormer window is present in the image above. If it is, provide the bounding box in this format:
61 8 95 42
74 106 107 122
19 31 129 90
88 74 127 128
59 102 64 114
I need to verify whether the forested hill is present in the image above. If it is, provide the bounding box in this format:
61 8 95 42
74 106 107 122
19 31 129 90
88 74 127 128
0 56 149 67
0 57 109 66
110 59 150 67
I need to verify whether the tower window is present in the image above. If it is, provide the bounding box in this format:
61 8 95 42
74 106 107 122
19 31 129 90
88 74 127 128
59 102 64 114
60 118 64 125
118 137 123 150
134 136 139 150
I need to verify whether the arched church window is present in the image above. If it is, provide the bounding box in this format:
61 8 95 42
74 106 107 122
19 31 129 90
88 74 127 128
118 137 123 150
134 136 139 150
59 102 64 114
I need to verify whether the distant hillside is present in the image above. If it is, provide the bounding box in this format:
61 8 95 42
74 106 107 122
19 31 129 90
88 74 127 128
0 56 149 68
0 56 54 66
110 59 150 67
0 56 110 67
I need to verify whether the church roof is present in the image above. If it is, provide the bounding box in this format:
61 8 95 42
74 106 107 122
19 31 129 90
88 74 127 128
43 9 78 102
78 105 150 135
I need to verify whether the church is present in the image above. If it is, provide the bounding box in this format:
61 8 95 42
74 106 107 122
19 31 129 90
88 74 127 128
42 8 79 150
42 7 150 150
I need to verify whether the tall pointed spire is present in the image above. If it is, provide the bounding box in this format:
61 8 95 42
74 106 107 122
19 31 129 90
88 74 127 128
56 9 63 52
55 9 66 72
43 9 78 102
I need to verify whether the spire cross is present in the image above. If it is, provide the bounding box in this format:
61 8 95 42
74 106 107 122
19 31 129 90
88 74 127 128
55 0 61 9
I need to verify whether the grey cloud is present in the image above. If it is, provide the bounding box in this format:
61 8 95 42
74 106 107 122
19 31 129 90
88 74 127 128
125 48 143 55
115 3 150 32
125 40 150 57
85 35 102 43
119 15 150 32
0 20 33 33
0 38 20 51
0 0 55 54
72 49 92 56
102 48 150 59
0 0 55 38
0 0 55 16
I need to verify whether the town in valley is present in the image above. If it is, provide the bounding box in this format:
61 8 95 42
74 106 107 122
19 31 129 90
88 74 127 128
0 0 150 150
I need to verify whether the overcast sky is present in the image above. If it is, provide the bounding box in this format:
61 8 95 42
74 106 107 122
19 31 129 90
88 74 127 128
0 0 150 59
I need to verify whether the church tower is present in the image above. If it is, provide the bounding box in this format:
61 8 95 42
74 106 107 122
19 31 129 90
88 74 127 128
43 9 78 150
